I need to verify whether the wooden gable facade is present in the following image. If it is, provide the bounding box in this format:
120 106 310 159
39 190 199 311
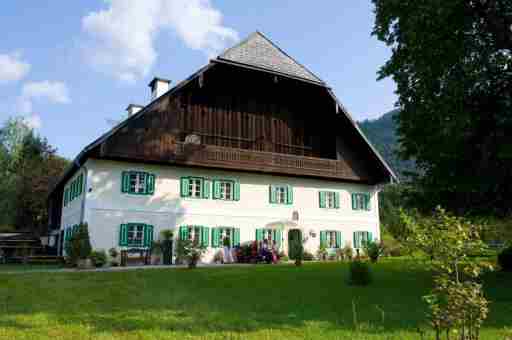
96 61 391 184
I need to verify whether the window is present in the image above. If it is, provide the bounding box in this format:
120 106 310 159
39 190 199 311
180 177 210 199
63 173 84 207
213 179 240 201
255 228 282 248
211 227 240 248
320 230 342 248
122 171 155 195
319 191 340 209
189 178 202 198
352 193 371 211
127 225 144 247
353 231 373 248
269 185 293 205
179 225 209 247
119 223 154 248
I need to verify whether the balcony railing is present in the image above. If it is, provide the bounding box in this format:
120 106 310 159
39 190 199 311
174 143 361 181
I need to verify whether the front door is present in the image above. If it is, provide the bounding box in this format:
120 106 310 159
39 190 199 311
288 229 302 260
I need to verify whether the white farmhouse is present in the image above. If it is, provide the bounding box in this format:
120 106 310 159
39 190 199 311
47 32 397 263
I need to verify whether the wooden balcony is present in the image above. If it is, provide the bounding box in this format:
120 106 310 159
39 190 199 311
173 143 365 181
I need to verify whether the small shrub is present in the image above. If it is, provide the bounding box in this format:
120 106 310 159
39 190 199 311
176 239 205 268
348 260 372 285
498 246 512 271
317 243 328 261
64 223 92 266
160 229 174 241
364 241 384 263
342 244 354 261
89 250 107 268
108 247 119 266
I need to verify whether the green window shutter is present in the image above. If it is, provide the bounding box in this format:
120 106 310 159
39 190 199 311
180 177 190 197
179 226 188 240
79 174 84 195
256 229 263 241
119 224 128 247
121 172 130 193
143 225 154 248
202 179 210 199
320 231 327 247
201 226 209 247
334 192 340 209
233 228 240 247
70 181 74 200
234 180 240 201
211 228 218 248
351 193 357 210
286 185 293 205
353 232 358 248
269 185 277 204
319 191 326 208
336 231 342 248
64 188 68 206
365 193 371 211
213 180 221 199
368 231 373 243
146 174 155 195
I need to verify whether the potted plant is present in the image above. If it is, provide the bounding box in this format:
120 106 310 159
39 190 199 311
89 250 107 268
151 241 162 265
65 223 93 269
317 242 328 261
179 239 206 268
109 247 119 266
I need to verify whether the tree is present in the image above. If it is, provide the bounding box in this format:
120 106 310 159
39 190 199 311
400 207 493 340
0 117 69 234
372 0 512 216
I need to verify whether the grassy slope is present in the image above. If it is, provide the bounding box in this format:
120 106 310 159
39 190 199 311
0 260 511 340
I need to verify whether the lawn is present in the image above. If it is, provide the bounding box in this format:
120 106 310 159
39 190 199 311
0 260 511 340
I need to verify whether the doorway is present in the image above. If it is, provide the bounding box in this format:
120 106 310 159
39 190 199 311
288 229 302 260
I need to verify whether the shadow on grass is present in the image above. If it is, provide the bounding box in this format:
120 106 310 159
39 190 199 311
2 261 511 337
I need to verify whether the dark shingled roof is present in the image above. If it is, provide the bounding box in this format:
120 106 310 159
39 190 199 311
219 31 323 84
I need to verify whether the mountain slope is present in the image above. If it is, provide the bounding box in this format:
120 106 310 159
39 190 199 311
358 109 416 179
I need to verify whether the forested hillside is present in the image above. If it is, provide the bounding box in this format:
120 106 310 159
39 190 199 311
358 109 416 179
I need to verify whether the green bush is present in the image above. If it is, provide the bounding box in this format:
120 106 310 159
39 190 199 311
89 250 107 268
64 223 92 266
498 246 512 271
348 260 372 285
364 241 384 263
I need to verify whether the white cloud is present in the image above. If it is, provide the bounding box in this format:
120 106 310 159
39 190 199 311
17 80 71 127
81 0 238 83
22 114 42 130
0 52 31 84
21 81 71 104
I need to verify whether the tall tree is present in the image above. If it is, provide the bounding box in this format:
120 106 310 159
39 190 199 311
372 0 512 216
0 118 69 234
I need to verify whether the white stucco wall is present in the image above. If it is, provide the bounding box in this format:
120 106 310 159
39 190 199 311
80 159 381 262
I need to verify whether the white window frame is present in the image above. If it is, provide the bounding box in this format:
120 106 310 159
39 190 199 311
187 226 201 244
275 186 287 204
219 180 234 200
188 178 203 198
127 224 144 247
326 192 336 209
129 172 147 194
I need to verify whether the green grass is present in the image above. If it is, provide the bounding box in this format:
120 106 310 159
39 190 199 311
0 264 62 272
0 260 511 339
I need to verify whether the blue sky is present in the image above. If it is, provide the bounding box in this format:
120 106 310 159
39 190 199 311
0 1 397 159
